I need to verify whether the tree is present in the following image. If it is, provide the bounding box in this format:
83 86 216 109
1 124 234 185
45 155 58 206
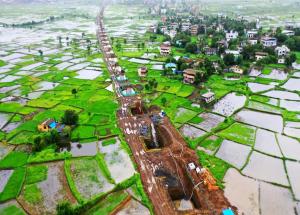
61 110 79 126
286 53 297 66
185 42 197 53
56 201 74 215
223 54 235 66
71 89 77 98
161 97 167 106
33 136 43 152
38 50 43 57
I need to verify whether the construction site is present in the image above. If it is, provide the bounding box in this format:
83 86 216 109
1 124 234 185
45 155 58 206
96 4 237 215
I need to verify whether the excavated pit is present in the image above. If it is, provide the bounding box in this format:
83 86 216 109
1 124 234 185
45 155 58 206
154 168 201 211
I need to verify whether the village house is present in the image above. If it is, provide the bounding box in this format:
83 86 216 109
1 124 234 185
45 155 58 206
255 52 268 61
160 26 168 34
138 66 148 77
224 49 240 58
181 22 191 32
275 45 290 57
225 30 239 41
204 47 217 56
246 30 258 38
148 25 157 33
161 16 167 23
160 42 171 55
170 22 178 30
38 119 65 133
190 25 198 35
248 38 258 45
169 29 177 39
201 91 215 104
229 65 243 75
282 30 295 36
183 69 197 84
261 36 277 47
217 40 228 49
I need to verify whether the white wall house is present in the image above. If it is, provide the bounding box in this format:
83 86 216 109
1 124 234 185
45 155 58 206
226 30 239 41
246 30 258 38
261 37 277 47
275 45 290 57
181 22 191 32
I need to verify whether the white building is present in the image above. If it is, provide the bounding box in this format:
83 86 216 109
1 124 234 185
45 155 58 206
226 30 239 41
246 30 258 38
282 30 295 36
169 30 177 39
275 45 290 57
181 22 191 32
261 37 277 47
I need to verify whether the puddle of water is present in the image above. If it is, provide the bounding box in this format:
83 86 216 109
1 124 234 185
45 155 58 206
235 109 283 132
255 129 282 157
2 122 22 133
152 64 164 70
286 161 300 200
37 81 59 91
75 69 102 80
280 100 300 112
192 112 224 132
56 62 73 70
247 82 273 93
0 113 11 129
282 78 300 91
213 92 246 116
263 90 300 101
283 127 300 139
0 170 14 193
277 134 300 161
68 62 90 71
224 168 259 215
99 138 135 184
0 75 21 83
128 58 149 64
180 124 206 139
62 142 98 157
21 62 44 71
242 151 289 186
216 140 251 169
260 69 287 80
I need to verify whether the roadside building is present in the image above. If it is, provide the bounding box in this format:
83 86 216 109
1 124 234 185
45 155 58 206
169 29 177 39
248 38 258 45
261 36 277 47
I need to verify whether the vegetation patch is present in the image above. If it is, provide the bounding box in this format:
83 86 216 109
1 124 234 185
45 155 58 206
25 165 48 184
0 151 28 169
0 205 25 215
0 167 26 202
23 183 43 204
218 122 256 146
197 150 230 188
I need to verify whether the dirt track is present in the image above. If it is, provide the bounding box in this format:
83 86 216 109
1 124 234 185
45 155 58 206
96 4 236 215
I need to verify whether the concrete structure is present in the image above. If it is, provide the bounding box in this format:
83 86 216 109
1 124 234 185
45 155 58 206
282 30 295 36
183 69 197 84
246 30 258 38
38 119 64 132
261 37 277 47
160 42 171 55
226 30 239 41
181 22 191 32
190 25 198 35
275 45 290 57
255 52 268 61
201 92 215 104
138 66 148 77
205 47 217 55
230 65 243 74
